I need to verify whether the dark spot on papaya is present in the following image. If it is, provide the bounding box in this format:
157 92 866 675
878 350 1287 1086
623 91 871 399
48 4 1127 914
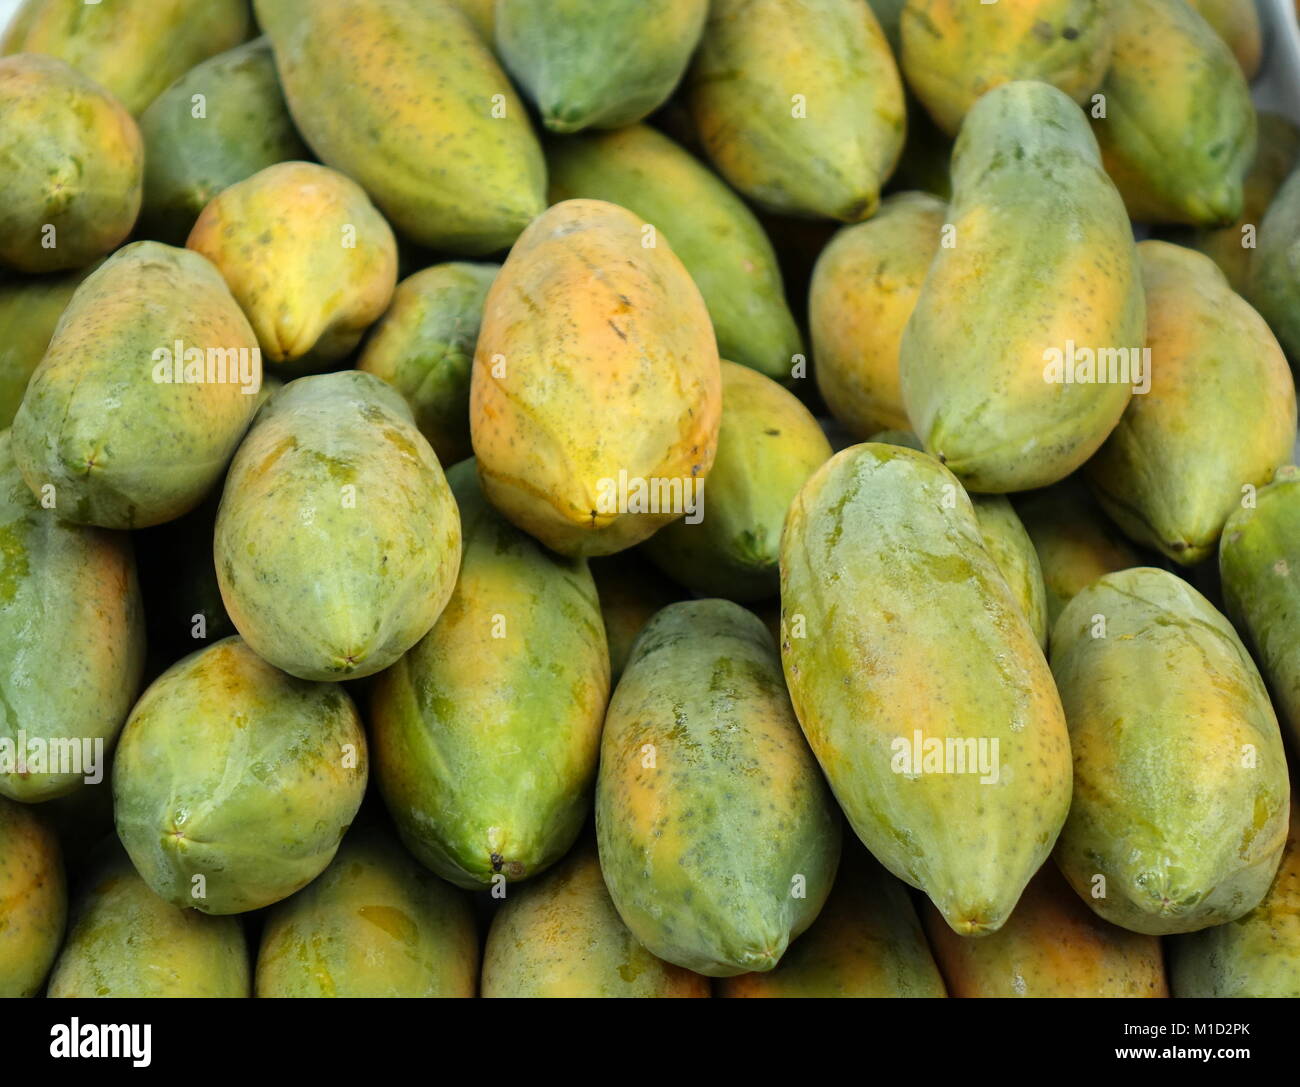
490 852 503 872
607 320 627 341
1063 26 1079 40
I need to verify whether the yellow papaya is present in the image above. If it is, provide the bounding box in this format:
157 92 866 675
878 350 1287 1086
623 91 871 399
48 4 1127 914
0 797 66 997
1248 168 1300 361
1187 0 1262 80
471 199 720 557
590 554 682 682
1051 567 1291 935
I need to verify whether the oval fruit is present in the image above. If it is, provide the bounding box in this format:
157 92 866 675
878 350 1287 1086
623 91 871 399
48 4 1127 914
1187 0 1262 80
0 797 66 997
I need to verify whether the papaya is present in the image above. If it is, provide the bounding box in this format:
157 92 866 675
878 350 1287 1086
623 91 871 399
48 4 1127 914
11 242 262 530
688 0 905 222
113 636 369 915
215 372 459 682
255 0 545 255
0 431 145 803
780 443 1072 935
810 192 945 438
1248 169 1300 362
643 361 832 603
596 599 841 976
868 0 907 55
1187 0 1262 80
46 847 249 998
470 199 721 557
188 162 398 370
1086 241 1296 565
0 54 142 274
1050 567 1291 935
371 460 609 888
256 827 478 997
1169 802 1300 997
899 81 1145 493
546 124 802 384
0 797 66 997
590 554 681 682
482 839 710 998
900 0 1113 137
138 37 310 245
448 0 495 41
496 0 707 134
357 263 498 467
926 864 1167 997
2 0 251 116
1090 0 1255 227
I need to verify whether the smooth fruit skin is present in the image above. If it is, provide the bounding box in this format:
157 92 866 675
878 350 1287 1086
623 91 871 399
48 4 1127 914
1248 169 1300 363
255 0 546 255
371 460 609 889
689 0 905 222
113 637 368 915
1187 0 1262 80
780 443 1072 936
496 0 707 134
1051 568 1291 935
11 241 262 530
643 361 832 603
590 554 682 682
470 199 721 557
546 124 802 384
481 840 709 998
46 847 249 998
256 827 478 998
0 54 142 274
0 797 66 997
596 600 841 976
900 81 1144 493
1086 242 1295 565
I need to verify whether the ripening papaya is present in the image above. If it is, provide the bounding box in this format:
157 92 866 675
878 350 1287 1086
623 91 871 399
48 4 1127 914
780 443 1072 935
1248 169 1300 362
471 199 721 557
900 81 1145 493
1051 567 1291 935
1187 0 1262 80
1086 241 1296 565
0 797 66 997
689 0 905 222
590 554 682 682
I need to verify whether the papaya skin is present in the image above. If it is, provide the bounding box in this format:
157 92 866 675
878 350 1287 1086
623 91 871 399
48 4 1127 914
1187 0 1262 81
1051 568 1291 935
1248 169 1300 363
0 797 66 997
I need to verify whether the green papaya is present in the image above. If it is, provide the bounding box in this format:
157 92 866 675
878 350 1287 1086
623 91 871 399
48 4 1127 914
0 54 142 274
372 460 609 889
643 361 831 602
357 262 499 467
689 0 905 222
1086 241 1296 565
546 124 802 383
596 599 841 976
900 81 1145 493
780 443 1072 935
255 0 545 254
1187 0 1262 81
138 37 310 245
1248 169 1300 362
256 827 478 997
496 0 707 133
0 797 66 997
590 554 682 682
1051 567 1291 935
482 840 710 998
215 371 460 682
113 637 369 915
11 242 262 530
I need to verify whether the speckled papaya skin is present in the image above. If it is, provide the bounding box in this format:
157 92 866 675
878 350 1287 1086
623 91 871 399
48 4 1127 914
899 81 1144 493
256 827 478 998
1248 169 1300 363
1050 567 1291 935
113 636 368 915
215 371 461 682
780 443 1071 936
1186 0 1262 81
0 797 66 997
470 199 720 557
596 600 841 976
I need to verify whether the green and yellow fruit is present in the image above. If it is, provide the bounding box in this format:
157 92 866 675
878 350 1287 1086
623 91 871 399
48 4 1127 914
1248 168 1300 362
448 0 495 40
1187 0 1262 80
0 797 66 997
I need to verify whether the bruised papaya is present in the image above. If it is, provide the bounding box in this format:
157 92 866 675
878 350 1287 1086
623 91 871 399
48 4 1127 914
1248 169 1300 362
689 0 905 222
1051 567 1291 934
471 199 720 557
590 554 682 682
482 840 709 998
255 0 545 254
781 443 1072 935
900 81 1144 493
11 242 262 530
1086 241 1296 565
644 361 831 602
546 124 802 384
597 600 841 975
113 637 368 915
1187 0 1262 80
372 460 609 889
216 371 460 682
256 827 478 997
0 797 66 997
